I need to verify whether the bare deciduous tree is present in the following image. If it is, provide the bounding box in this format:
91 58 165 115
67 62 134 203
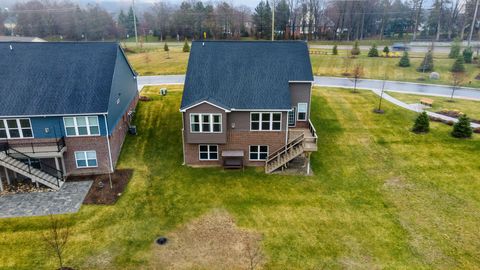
42 215 71 270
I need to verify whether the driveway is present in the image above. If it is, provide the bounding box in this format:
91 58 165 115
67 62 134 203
138 75 480 100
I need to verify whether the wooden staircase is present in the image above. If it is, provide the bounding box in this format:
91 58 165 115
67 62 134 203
0 149 64 190
265 134 306 173
265 120 318 174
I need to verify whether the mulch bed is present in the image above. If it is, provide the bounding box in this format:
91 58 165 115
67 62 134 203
436 110 480 124
68 169 133 205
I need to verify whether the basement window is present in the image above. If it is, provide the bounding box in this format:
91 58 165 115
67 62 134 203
75 151 98 168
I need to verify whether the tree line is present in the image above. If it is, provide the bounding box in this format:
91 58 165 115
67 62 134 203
1 0 480 41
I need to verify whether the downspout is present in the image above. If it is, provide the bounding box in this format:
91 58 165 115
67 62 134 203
181 111 186 165
103 114 114 173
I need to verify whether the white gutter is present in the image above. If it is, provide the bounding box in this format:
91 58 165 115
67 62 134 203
0 112 108 118
103 114 114 173
181 112 186 165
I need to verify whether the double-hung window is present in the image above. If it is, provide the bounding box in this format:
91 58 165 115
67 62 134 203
249 145 268 160
64 116 100 136
250 113 281 131
190 114 222 133
297 103 308 121
0 119 33 139
74 151 98 168
199 145 218 160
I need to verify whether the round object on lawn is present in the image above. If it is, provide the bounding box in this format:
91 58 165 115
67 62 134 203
429 72 440 80
156 237 168 245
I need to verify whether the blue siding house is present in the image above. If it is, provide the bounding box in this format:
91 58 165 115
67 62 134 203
0 42 139 190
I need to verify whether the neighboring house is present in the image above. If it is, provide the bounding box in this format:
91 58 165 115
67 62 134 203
0 42 138 190
180 41 318 174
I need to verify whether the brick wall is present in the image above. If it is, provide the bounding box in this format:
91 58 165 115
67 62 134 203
184 130 286 167
108 94 139 167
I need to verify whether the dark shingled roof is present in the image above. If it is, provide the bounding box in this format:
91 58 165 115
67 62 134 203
181 41 313 110
0 42 126 116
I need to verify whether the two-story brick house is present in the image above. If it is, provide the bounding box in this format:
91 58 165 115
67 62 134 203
0 42 138 190
180 41 317 173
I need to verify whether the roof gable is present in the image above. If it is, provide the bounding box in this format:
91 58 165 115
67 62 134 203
180 41 313 111
0 42 121 117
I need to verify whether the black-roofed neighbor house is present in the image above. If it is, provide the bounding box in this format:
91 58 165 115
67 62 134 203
0 42 139 191
180 41 318 173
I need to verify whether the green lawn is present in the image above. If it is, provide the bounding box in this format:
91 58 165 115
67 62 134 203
1 86 479 269
388 91 480 120
126 46 480 88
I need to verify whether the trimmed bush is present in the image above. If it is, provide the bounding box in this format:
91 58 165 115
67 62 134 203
383 46 389 54
332 45 338 55
368 44 379 57
449 38 461 59
164 43 169 51
351 41 360 55
417 51 434 72
412 111 430 133
398 51 410 67
452 114 473 138
183 39 190 52
463 47 473 63
451 54 465 72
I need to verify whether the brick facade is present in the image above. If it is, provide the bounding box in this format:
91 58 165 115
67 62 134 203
184 129 286 167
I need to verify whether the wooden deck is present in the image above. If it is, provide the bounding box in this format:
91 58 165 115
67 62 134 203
288 128 318 152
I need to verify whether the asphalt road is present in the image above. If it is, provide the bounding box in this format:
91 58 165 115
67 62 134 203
138 75 480 100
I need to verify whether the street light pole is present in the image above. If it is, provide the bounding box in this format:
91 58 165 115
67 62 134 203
271 0 275 41
132 0 138 45
468 0 479 46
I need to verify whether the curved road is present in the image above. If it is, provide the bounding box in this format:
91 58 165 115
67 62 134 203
138 75 480 100
138 75 480 128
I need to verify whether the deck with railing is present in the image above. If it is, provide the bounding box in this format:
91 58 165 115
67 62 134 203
2 137 66 158
288 120 318 152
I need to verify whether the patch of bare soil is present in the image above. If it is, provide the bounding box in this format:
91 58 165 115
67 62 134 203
151 209 264 270
68 169 133 205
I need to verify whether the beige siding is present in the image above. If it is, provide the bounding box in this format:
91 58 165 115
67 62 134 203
289 82 312 127
183 102 227 144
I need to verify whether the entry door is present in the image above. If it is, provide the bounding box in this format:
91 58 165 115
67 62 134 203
288 107 296 127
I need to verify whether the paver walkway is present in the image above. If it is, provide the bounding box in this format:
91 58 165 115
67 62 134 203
372 90 480 128
0 181 92 218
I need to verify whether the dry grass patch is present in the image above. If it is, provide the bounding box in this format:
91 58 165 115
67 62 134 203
150 209 264 270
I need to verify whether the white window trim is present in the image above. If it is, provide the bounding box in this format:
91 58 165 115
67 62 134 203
249 145 269 161
198 144 219 161
0 118 34 140
297 103 308 121
189 113 222 133
74 150 98 168
63 116 101 137
250 112 282 131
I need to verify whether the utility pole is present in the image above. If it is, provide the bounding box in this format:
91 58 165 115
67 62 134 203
469 0 479 46
271 0 275 41
132 0 138 45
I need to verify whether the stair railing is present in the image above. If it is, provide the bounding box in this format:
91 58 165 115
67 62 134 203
2 146 62 188
266 133 305 165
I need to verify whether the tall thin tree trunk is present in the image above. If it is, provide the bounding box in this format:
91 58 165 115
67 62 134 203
436 0 443 41
413 0 423 41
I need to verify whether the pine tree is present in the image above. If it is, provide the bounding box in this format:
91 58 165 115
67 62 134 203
332 45 338 55
183 39 190 52
368 44 379 57
398 51 410 67
463 47 473 63
383 46 390 54
412 111 430 133
449 38 461 59
451 114 473 138
164 43 169 52
417 51 434 72
351 41 360 55
451 54 465 72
